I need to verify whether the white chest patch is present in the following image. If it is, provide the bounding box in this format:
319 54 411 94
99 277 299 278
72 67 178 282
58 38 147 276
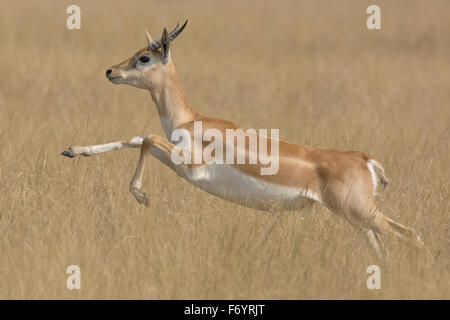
176 163 322 210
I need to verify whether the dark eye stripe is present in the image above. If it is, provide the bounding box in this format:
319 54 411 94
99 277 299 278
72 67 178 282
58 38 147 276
139 56 150 63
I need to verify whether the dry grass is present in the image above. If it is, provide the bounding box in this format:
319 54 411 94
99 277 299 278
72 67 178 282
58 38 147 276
0 0 449 299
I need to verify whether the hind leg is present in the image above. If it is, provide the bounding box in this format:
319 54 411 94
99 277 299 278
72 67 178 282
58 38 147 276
342 206 423 259
347 203 425 251
367 209 424 249
323 165 425 257
328 195 422 256
343 213 386 258
362 228 385 259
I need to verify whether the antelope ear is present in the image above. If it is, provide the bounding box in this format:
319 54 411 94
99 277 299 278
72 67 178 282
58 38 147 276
145 29 155 46
161 27 170 62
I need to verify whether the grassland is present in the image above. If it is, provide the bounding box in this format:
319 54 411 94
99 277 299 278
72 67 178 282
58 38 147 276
0 0 449 299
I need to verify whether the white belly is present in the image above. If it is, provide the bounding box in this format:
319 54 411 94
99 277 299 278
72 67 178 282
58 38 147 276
176 164 321 211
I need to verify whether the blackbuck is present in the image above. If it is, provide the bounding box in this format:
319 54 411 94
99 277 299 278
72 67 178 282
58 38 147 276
62 21 425 257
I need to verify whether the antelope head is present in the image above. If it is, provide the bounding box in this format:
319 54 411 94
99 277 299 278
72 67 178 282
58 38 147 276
105 20 188 89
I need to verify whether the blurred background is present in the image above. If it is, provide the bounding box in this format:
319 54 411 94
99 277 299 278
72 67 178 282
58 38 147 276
0 0 449 299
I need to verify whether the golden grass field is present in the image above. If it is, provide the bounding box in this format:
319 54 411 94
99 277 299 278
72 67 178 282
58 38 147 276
0 0 449 299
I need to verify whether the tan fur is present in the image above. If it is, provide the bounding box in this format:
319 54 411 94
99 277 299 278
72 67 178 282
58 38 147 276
62 26 426 258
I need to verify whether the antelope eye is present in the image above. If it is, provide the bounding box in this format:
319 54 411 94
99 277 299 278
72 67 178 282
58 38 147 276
139 56 150 63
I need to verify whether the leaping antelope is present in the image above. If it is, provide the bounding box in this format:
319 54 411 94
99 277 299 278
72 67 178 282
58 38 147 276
61 21 425 257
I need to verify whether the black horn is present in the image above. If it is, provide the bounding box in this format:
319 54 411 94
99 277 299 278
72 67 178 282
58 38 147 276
147 20 188 51
169 20 188 41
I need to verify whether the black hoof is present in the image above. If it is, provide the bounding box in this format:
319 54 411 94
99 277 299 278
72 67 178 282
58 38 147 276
61 148 75 158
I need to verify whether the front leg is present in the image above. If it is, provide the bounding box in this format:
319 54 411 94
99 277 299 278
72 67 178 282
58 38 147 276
61 136 145 158
129 135 188 206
